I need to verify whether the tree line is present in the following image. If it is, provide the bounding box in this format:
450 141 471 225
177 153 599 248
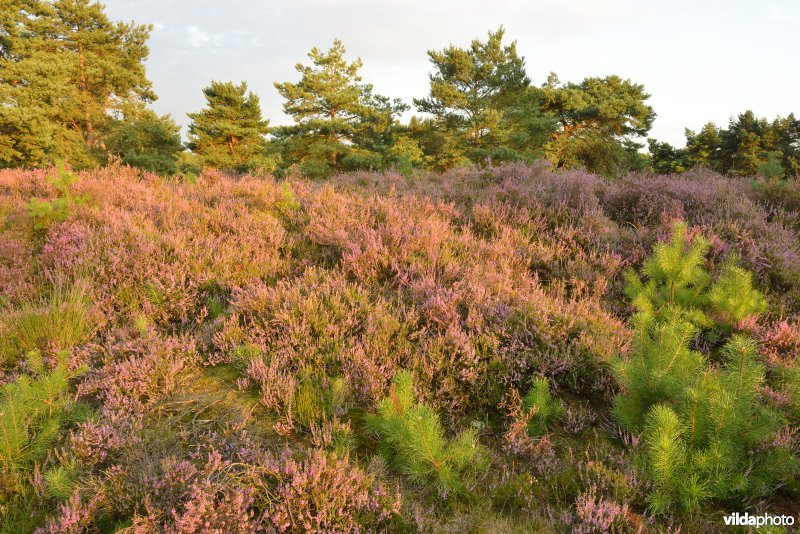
2 0 798 179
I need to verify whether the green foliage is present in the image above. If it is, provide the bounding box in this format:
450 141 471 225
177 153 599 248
650 112 799 178
685 122 723 170
274 182 302 218
638 337 793 515
413 27 553 167
187 81 270 172
0 0 154 169
758 152 785 181
522 377 564 436
624 221 764 333
706 256 767 329
612 310 704 430
1 351 71 491
367 371 487 498
0 282 97 369
274 39 407 178
614 223 794 514
648 139 689 174
105 110 183 175
25 165 87 230
43 464 77 501
540 73 655 176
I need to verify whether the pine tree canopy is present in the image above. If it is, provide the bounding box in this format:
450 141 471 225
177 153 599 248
413 27 554 167
273 39 407 178
540 73 655 175
186 80 270 172
0 0 157 169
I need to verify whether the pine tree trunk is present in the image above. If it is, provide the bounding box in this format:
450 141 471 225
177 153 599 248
330 109 337 168
78 43 93 149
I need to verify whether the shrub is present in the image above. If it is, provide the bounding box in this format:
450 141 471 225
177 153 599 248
367 371 487 498
572 487 633 534
265 449 401 532
77 330 199 421
0 351 81 500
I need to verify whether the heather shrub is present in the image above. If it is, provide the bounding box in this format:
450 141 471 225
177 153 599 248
37 489 106 534
604 170 800 315
0 233 35 307
758 320 800 364
571 487 634 534
102 434 399 533
367 371 488 499
264 449 401 532
3 163 800 530
217 268 411 430
77 330 200 421
309 417 355 457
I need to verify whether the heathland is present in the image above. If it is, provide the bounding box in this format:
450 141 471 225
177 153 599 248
1 163 799 532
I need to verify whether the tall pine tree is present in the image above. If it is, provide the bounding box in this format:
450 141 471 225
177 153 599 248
274 39 406 178
540 73 655 176
186 81 270 172
1 0 158 169
414 27 551 168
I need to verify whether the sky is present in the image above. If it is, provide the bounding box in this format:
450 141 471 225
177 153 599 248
101 0 799 146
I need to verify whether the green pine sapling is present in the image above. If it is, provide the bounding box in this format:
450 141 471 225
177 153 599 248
614 222 795 514
367 370 487 499
26 164 88 231
522 377 565 437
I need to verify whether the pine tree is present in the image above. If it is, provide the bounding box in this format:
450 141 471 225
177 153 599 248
648 139 689 174
0 0 155 168
0 350 82 494
0 1 69 167
366 371 486 498
106 109 183 175
274 39 406 178
614 223 796 514
540 73 655 176
522 377 564 436
187 81 270 172
414 27 551 167
685 122 722 170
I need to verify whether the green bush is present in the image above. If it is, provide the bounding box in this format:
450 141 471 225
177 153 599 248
367 371 487 498
624 221 765 334
1 351 73 492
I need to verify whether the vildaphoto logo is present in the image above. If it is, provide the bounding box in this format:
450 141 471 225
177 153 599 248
723 512 795 527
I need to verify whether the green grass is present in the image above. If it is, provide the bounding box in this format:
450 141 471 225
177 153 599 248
0 281 97 369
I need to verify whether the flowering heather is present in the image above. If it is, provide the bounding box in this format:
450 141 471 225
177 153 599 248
573 488 632 534
264 449 401 532
1 163 799 531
